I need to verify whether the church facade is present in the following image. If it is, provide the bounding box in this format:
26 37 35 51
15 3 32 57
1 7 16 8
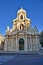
4 8 41 52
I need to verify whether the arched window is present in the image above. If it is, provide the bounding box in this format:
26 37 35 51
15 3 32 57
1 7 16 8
20 24 24 30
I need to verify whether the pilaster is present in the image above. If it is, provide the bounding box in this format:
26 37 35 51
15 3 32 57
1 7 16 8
16 35 18 51
36 35 39 51
37 36 41 50
4 36 8 51
11 36 14 51
30 35 32 51
24 35 27 51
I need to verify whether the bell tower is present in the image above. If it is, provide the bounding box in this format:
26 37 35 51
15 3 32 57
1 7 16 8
12 7 31 31
17 7 26 21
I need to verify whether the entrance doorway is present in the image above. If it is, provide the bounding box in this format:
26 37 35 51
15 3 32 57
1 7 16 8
19 38 24 50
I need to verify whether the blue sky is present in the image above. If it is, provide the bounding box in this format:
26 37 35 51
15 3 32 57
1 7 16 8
0 0 43 35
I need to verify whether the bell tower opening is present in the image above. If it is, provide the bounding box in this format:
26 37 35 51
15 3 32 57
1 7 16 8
20 15 23 20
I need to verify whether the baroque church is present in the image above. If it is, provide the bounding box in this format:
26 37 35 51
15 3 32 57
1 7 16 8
4 8 41 52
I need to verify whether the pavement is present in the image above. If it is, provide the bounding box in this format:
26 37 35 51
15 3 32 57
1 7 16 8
0 55 14 65
0 54 43 65
0 51 43 65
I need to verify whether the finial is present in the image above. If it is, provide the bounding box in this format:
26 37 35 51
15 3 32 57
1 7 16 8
21 7 23 10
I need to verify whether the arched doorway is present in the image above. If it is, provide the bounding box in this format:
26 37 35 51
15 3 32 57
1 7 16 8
19 38 24 50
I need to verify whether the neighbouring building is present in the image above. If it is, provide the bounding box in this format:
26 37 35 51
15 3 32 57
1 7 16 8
0 34 4 50
4 8 41 52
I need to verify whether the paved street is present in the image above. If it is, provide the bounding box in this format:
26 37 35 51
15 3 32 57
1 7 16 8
0 55 43 65
0 56 14 65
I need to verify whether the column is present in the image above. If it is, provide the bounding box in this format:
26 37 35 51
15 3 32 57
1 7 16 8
7 36 9 51
27 37 29 51
37 36 41 50
16 35 18 51
36 35 39 51
4 36 8 51
11 36 14 51
25 35 27 51
30 36 32 51
28 37 30 51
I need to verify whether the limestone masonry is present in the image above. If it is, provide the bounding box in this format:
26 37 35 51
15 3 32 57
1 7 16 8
4 8 41 52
